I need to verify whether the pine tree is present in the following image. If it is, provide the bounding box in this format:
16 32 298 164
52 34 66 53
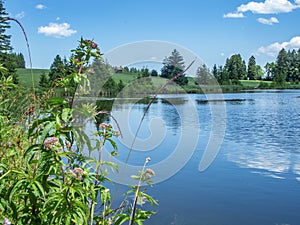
48 55 65 85
196 64 211 85
161 49 188 86
224 54 244 85
274 48 288 86
87 58 114 96
17 53 25 68
150 69 158 77
39 71 49 87
163 49 185 70
0 0 11 52
11 52 26 68
0 52 18 83
212 64 219 82
0 0 18 83
247 55 257 80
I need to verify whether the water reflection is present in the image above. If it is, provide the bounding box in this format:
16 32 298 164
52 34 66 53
76 91 300 224
79 92 300 183
96 97 186 134
95 99 114 124
225 91 300 181
226 141 290 177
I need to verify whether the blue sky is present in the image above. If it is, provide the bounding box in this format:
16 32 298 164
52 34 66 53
5 0 300 70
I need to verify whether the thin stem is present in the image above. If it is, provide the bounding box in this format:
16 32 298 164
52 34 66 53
65 183 73 210
102 198 107 224
5 18 35 94
129 158 150 225
112 59 196 203
89 202 95 225
88 129 106 224
126 59 196 164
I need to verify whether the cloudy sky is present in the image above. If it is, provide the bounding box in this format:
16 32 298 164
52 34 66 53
5 0 300 69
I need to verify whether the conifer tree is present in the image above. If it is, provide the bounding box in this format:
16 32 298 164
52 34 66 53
274 48 288 86
0 0 11 52
161 49 188 86
0 0 18 83
247 55 257 80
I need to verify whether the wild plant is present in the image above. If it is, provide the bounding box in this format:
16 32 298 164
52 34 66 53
0 21 157 224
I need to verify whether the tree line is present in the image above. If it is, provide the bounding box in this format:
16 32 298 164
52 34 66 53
39 54 126 96
208 48 300 86
0 0 26 84
2 0 300 89
37 47 300 91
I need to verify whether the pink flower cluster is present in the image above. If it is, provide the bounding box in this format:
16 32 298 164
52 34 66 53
99 123 112 130
83 39 98 49
44 137 59 150
145 168 155 178
70 167 84 179
91 42 98 49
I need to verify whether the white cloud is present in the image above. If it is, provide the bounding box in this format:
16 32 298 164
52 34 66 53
15 11 25 19
223 12 245 18
238 0 300 14
38 22 77 38
258 36 300 56
225 0 300 19
56 17 60 21
257 16 279 25
36 4 46 10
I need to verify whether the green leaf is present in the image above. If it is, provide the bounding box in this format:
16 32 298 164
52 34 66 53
141 192 158 206
46 97 68 107
107 138 118 150
56 114 61 127
131 175 140 180
73 73 81 84
40 121 56 142
114 214 130 225
62 108 72 123
57 151 76 157
101 161 118 172
9 179 27 202
33 180 45 197
28 116 55 137
24 144 40 158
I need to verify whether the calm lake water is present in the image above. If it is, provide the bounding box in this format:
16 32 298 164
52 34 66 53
84 90 300 225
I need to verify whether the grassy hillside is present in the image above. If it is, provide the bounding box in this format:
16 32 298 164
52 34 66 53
240 80 272 88
17 68 49 88
17 69 193 92
111 72 139 83
17 68 299 93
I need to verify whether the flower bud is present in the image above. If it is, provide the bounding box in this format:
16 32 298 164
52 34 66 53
91 42 98 49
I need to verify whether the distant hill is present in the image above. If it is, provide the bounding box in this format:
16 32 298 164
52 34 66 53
17 68 49 88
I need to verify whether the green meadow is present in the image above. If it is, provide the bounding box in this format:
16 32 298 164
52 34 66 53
16 68 300 93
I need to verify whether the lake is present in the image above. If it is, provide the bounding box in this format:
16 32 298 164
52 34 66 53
81 90 300 225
